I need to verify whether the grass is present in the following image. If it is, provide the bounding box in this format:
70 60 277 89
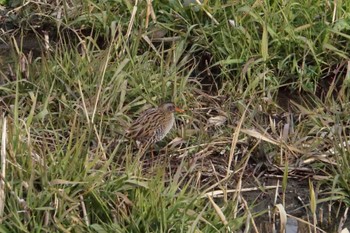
1 0 350 232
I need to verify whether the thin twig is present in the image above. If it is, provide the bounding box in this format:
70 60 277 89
203 185 281 198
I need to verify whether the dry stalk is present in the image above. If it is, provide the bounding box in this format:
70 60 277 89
80 195 89 226
226 101 250 177
0 116 7 223
126 0 138 40
241 195 259 233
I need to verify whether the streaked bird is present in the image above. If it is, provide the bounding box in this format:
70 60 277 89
126 102 184 147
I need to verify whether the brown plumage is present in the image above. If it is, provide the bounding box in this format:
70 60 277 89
126 102 184 146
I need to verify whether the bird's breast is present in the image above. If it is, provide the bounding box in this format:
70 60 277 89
157 114 175 140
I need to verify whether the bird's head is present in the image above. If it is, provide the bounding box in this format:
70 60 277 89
159 102 184 114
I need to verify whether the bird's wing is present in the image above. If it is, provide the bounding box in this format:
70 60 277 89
126 108 158 140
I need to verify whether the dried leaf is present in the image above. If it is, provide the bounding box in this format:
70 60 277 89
274 204 287 232
207 115 227 126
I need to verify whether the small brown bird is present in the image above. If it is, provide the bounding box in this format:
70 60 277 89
126 102 184 147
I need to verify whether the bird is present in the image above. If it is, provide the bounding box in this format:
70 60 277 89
126 102 184 148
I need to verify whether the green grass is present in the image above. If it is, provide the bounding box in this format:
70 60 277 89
1 0 350 232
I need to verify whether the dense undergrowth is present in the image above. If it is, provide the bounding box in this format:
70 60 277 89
0 0 350 232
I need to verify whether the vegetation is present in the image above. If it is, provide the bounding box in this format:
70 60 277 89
0 0 350 232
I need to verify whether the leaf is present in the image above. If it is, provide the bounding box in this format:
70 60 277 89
274 204 287 232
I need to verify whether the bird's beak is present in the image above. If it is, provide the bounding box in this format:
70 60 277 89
175 107 185 113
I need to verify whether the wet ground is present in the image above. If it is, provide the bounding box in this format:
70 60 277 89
244 176 347 232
